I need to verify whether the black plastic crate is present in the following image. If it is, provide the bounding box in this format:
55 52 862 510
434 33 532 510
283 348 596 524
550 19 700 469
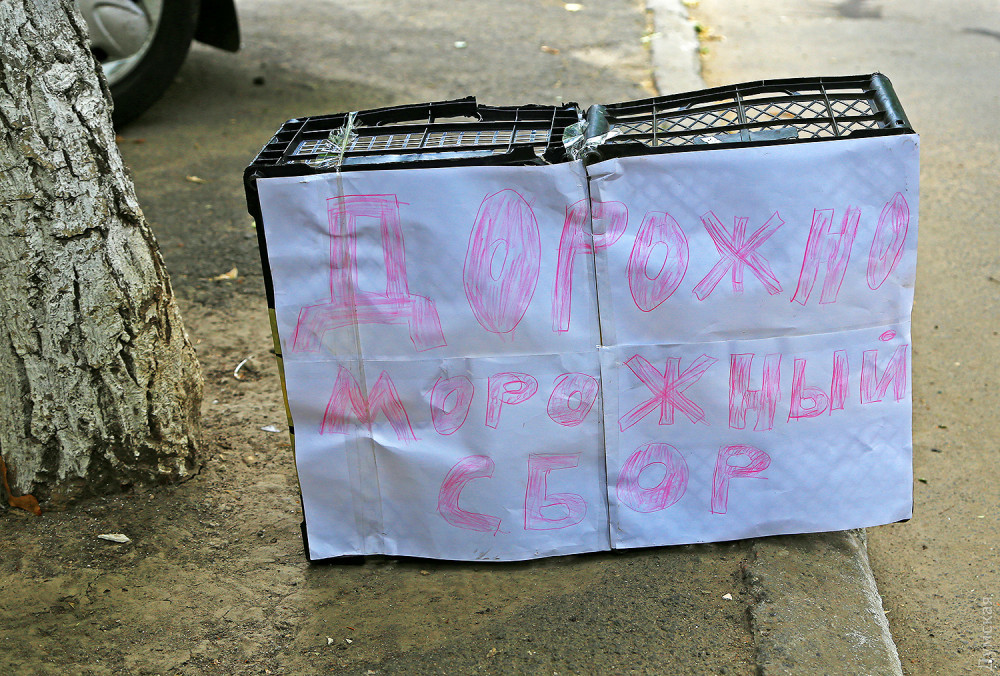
584 73 912 161
245 97 580 174
241 73 918 562
245 74 911 177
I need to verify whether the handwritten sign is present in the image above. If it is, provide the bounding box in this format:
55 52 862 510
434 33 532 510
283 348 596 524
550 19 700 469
255 134 918 561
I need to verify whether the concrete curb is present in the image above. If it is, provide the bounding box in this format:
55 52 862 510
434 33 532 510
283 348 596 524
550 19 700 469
644 0 703 94
645 3 903 674
746 531 903 675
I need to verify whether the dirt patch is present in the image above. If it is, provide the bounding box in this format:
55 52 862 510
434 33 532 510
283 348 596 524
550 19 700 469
0 3 759 670
0 299 755 675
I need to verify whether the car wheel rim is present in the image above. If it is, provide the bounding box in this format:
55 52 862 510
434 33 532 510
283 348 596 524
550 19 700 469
78 0 165 85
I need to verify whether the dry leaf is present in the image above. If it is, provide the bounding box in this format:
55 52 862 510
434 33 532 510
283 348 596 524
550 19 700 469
10 494 41 516
0 454 41 516
98 533 131 544
209 267 238 281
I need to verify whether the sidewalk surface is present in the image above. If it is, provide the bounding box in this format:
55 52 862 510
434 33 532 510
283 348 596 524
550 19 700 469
642 6 905 673
0 1 906 674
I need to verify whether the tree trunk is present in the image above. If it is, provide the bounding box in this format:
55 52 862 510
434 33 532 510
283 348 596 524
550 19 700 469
0 0 202 505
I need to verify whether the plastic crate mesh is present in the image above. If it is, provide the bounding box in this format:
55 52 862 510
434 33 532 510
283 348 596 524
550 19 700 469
601 75 900 149
244 75 909 172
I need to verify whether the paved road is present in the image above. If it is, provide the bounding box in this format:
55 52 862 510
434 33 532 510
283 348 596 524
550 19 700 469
114 2 761 674
692 1 1000 673
109 0 999 672
120 0 656 306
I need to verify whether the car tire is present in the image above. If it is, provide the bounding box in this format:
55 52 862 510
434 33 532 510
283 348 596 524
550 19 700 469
101 0 200 127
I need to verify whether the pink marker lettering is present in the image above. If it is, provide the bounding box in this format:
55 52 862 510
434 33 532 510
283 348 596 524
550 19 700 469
321 367 417 442
486 372 538 429
729 353 781 431
791 207 861 305
292 195 445 353
711 444 770 514
861 344 909 404
618 354 718 431
438 455 501 533
787 358 829 420
546 372 600 427
552 199 627 331
694 211 784 300
627 211 690 312
867 193 909 290
616 442 689 513
430 376 475 435
524 453 587 530
830 350 849 413
463 189 541 334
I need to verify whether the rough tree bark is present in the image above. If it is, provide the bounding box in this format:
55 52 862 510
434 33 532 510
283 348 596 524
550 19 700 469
0 1 202 506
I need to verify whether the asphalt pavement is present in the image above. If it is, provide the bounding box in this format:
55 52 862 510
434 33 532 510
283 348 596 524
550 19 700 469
691 2 1000 673
646 18 908 674
117 1 911 673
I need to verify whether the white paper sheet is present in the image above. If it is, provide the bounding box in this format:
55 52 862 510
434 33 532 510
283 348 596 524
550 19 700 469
254 134 918 560
601 325 913 548
258 162 609 560
589 134 918 549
